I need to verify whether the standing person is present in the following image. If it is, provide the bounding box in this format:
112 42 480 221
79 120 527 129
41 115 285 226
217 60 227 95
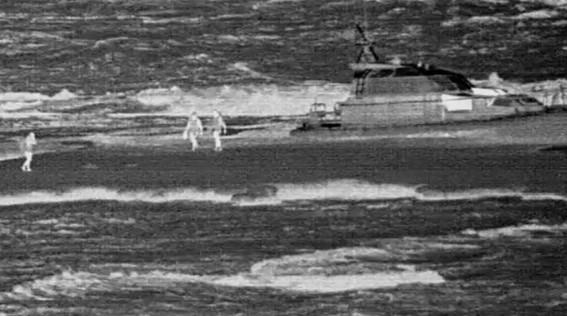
211 110 227 152
20 132 37 172
183 112 203 151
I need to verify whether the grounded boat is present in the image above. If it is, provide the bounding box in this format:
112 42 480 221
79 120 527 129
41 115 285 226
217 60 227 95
301 24 544 130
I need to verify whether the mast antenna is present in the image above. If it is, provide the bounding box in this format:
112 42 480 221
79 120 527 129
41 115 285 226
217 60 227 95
355 0 380 63
362 0 368 29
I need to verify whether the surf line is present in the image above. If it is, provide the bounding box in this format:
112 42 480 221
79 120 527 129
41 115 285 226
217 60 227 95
0 180 566 206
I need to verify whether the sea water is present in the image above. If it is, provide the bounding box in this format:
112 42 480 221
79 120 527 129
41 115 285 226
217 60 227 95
0 177 566 315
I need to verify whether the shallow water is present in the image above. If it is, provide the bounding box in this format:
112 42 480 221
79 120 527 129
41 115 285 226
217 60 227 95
0 140 566 315
2 0 567 136
1 1 566 313
1 0 566 94
0 196 566 315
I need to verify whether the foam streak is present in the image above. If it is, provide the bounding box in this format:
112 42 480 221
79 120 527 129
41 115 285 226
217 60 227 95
0 180 565 207
0 247 446 299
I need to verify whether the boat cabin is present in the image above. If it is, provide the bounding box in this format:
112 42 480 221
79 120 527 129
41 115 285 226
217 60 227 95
351 63 473 97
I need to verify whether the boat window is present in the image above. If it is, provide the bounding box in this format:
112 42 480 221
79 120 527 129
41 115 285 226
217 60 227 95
353 71 367 79
364 77 440 94
428 75 460 91
393 67 421 77
310 103 327 112
367 69 394 78
520 96 540 104
492 97 513 107
447 74 474 90
333 103 341 114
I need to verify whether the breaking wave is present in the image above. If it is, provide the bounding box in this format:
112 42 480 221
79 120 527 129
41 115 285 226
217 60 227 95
462 222 567 239
0 82 350 120
133 82 350 117
0 268 442 300
232 179 567 206
0 89 77 112
1 77 565 121
0 247 445 300
0 187 233 206
0 179 565 207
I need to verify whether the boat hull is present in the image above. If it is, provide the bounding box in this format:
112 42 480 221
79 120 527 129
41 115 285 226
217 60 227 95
338 94 544 128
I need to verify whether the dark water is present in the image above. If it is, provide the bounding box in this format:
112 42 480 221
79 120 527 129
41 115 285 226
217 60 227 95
1 1 566 313
1 0 566 94
1 198 566 315
0 142 567 315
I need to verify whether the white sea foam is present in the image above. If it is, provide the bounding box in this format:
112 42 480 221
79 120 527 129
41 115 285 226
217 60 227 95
462 222 567 238
0 180 565 207
481 0 567 7
0 90 76 104
2 268 442 300
403 129 492 139
250 247 396 276
1 270 104 301
0 94 46 116
32 218 86 229
49 89 77 101
140 16 203 25
128 78 562 116
1 76 564 121
0 152 24 162
531 0 567 6
419 189 567 202
101 217 136 225
33 218 60 225
229 62 273 80
210 270 444 293
0 111 59 119
442 16 506 27
0 89 77 115
276 180 420 202
0 247 445 300
363 203 391 210
133 82 350 117
513 9 560 19
0 187 233 207
239 180 567 206
232 181 421 207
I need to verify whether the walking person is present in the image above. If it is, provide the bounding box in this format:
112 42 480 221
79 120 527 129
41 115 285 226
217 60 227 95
183 112 203 151
20 132 37 172
211 110 227 152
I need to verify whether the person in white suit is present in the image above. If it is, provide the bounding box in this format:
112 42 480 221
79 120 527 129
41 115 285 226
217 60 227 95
20 132 37 172
211 110 227 152
183 112 203 151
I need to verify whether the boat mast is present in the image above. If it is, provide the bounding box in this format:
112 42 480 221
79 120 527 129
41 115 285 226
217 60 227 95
355 0 380 64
